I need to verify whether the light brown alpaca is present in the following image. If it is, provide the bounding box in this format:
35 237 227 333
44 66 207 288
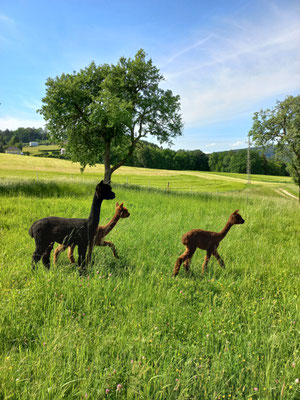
173 210 245 276
53 202 130 264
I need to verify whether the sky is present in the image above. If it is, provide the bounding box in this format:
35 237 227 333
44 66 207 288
0 0 300 152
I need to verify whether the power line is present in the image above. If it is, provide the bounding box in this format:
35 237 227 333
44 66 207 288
247 135 251 184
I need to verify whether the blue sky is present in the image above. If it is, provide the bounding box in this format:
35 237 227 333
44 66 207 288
0 0 300 152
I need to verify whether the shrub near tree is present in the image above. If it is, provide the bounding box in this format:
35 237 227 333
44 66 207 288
39 49 183 182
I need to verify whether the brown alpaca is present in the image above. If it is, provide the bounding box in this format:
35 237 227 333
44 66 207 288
173 210 245 276
53 202 130 264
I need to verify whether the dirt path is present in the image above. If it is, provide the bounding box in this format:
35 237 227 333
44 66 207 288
276 188 298 200
183 171 286 186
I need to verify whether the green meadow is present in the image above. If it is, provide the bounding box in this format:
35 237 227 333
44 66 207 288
22 144 60 156
0 154 299 399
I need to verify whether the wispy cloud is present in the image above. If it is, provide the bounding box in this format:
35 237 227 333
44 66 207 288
162 3 300 128
0 13 14 25
232 140 244 147
0 12 18 48
164 34 216 65
23 99 42 112
0 116 44 130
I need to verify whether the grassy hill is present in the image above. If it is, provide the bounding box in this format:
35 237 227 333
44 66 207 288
0 154 299 399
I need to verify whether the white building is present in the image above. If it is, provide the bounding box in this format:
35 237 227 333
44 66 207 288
29 142 38 147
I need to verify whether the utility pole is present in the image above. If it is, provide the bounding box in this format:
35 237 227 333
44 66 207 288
247 135 251 184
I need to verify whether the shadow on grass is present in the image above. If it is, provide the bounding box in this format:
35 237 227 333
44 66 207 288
47 249 137 278
173 260 245 282
90 251 137 277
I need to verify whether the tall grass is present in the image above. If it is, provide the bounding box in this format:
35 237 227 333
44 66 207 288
0 175 299 399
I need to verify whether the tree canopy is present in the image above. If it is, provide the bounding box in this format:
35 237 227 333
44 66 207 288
38 49 183 181
249 95 300 200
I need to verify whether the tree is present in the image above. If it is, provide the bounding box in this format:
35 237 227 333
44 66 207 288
249 95 300 200
190 150 209 171
39 49 183 182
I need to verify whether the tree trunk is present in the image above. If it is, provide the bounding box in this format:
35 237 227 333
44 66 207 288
104 140 112 184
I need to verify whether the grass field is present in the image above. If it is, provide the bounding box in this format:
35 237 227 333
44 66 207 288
22 145 60 156
0 154 299 399
0 154 298 199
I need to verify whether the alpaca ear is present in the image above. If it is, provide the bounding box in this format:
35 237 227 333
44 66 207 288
120 202 124 208
234 209 239 214
116 202 119 207
99 180 104 186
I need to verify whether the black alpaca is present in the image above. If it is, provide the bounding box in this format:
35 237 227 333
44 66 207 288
28 180 115 271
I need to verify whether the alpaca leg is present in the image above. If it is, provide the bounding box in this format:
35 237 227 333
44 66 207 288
183 248 196 272
67 244 76 264
41 242 54 270
78 244 88 271
32 243 49 270
201 252 211 274
173 247 195 277
53 244 66 265
213 250 225 268
32 250 42 270
101 240 119 258
183 257 192 272
87 243 94 264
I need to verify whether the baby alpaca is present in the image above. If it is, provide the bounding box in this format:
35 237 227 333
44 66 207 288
173 210 245 276
53 202 130 264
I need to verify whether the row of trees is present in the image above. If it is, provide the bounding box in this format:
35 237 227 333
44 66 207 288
119 142 288 175
208 149 288 176
113 142 209 171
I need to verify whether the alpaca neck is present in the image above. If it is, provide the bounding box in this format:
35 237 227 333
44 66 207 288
88 193 103 229
218 221 233 240
102 211 121 237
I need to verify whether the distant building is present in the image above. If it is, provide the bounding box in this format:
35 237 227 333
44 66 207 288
5 147 23 155
29 142 38 147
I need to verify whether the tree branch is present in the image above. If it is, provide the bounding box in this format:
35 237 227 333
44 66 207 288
111 131 145 173
74 103 91 125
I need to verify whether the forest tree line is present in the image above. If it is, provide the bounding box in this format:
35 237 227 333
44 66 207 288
0 127 288 176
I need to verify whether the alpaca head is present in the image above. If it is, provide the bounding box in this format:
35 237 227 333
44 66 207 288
115 202 130 218
229 210 245 225
95 180 115 200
